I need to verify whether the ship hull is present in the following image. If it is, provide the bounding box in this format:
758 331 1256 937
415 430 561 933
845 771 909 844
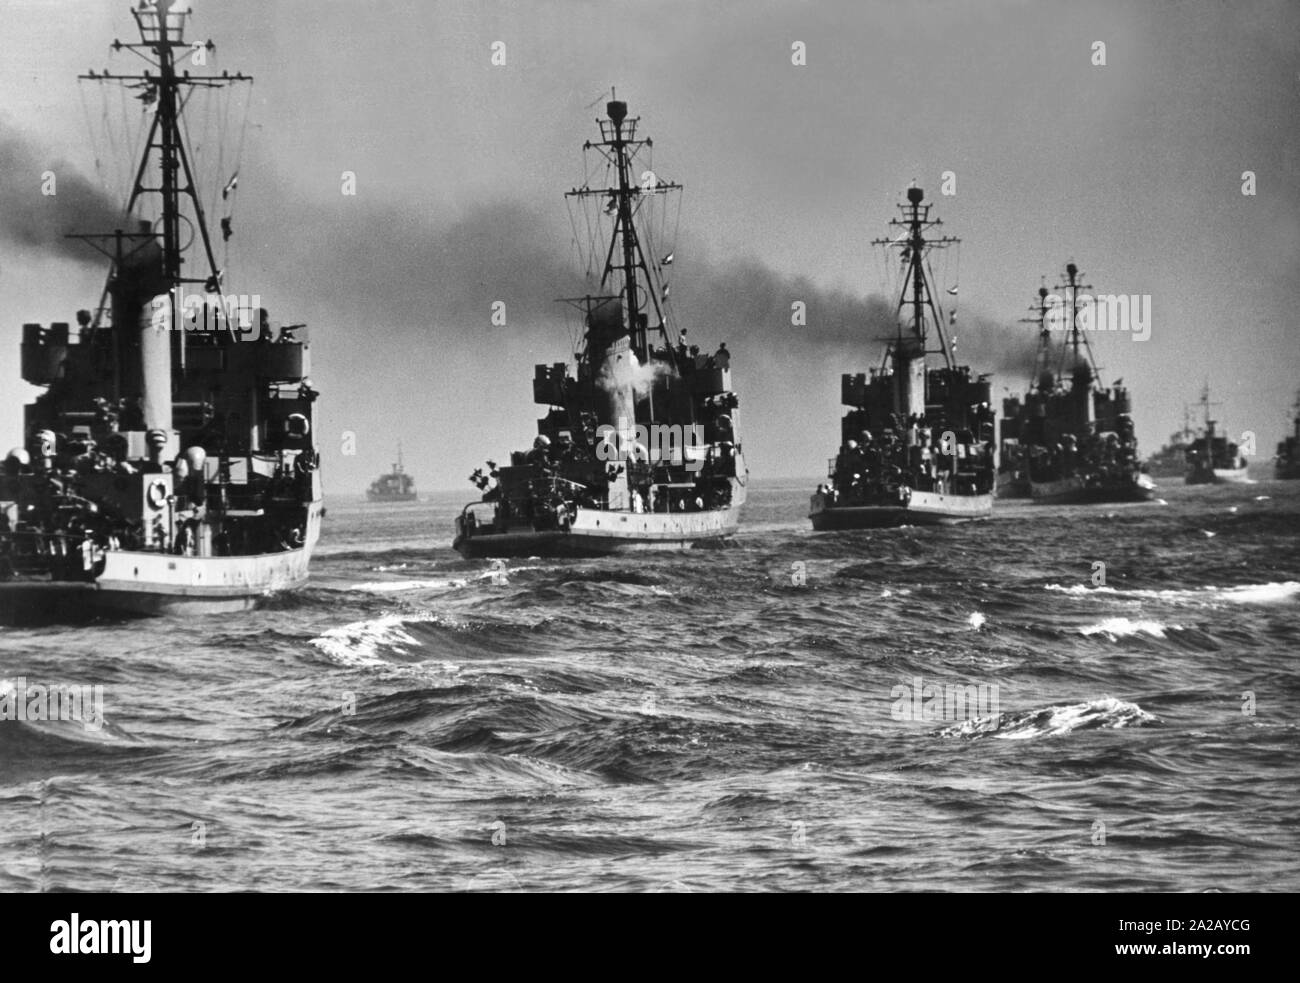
996 472 1031 499
809 489 993 529
366 492 419 503
1186 466 1250 485
0 551 308 621
92 542 315 613
0 508 320 622
1029 474 1157 504
454 503 742 558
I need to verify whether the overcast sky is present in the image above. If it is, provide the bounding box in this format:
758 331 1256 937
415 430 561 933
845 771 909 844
2 0 1297 491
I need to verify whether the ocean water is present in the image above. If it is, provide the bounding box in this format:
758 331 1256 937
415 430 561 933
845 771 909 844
2 478 1298 892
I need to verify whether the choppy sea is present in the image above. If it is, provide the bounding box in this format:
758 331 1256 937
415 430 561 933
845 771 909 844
2 478 1298 892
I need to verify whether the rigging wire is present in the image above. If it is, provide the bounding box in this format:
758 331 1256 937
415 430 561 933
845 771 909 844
923 252 950 358
117 81 131 210
225 81 254 286
78 85 106 196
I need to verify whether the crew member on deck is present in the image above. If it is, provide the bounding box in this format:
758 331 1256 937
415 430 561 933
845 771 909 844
527 434 553 469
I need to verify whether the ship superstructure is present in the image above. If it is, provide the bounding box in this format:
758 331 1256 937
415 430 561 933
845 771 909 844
453 96 746 557
809 187 995 529
0 1 321 620
1146 405 1196 479
997 285 1053 499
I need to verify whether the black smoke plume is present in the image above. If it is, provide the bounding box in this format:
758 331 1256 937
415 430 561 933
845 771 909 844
258 195 1039 378
0 124 123 263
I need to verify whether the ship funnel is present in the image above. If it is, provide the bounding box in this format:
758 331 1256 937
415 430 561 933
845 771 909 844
585 298 626 346
907 187 924 204
110 222 173 436
607 100 628 125
139 296 174 433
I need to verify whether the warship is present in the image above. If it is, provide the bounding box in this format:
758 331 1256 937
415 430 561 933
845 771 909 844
0 1 321 621
810 186 995 529
1145 406 1196 479
453 97 746 558
367 443 418 502
1276 391 1300 480
1016 263 1154 505
996 285 1052 499
1184 385 1248 484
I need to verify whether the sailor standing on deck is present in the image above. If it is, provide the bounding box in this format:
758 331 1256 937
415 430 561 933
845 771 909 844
526 434 552 468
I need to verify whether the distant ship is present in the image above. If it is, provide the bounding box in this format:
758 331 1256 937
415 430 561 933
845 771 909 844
1276 391 1300 480
810 186 995 529
0 1 321 621
1017 263 1154 505
997 286 1052 499
1184 385 1248 484
1146 405 1196 479
367 444 418 502
453 96 746 557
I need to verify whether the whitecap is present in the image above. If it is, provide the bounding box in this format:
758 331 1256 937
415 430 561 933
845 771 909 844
1047 581 1299 606
310 612 439 666
940 696 1156 740
1079 617 1176 639
350 578 468 594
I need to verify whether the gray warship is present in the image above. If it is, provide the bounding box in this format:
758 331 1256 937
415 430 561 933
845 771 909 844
454 97 747 557
0 1 321 621
810 186 996 529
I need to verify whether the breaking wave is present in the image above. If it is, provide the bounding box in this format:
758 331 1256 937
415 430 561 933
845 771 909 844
309 613 444 667
350 578 474 594
1078 618 1182 640
939 697 1158 740
1045 581 1300 605
348 563 561 594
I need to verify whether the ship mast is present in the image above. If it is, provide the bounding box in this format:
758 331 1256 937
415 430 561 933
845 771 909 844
78 1 251 331
1196 382 1221 437
873 186 959 372
1021 284 1051 390
565 95 681 364
1054 262 1102 390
